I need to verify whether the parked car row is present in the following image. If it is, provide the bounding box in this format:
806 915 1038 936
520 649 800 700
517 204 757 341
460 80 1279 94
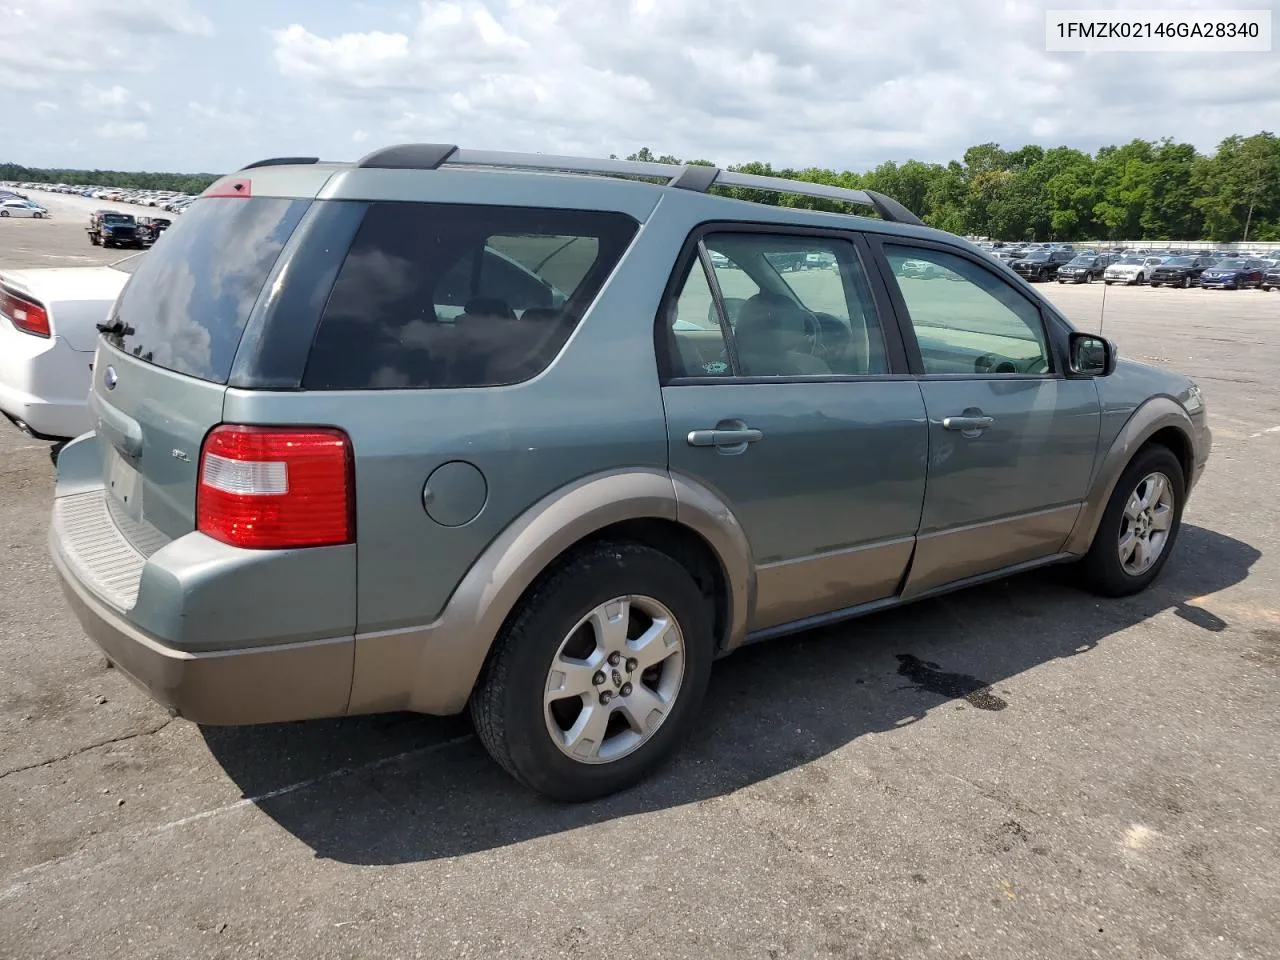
1 180 197 214
970 241 1278 289
1105 254 1275 289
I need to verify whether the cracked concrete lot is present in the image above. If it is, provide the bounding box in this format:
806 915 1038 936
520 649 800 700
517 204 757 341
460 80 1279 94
1 208 1279 959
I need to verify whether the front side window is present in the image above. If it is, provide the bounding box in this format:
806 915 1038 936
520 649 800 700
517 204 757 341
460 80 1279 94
303 203 638 390
883 244 1052 376
663 234 889 379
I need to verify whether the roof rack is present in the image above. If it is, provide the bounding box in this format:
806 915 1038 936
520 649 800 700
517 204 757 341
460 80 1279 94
349 143 926 226
239 156 321 170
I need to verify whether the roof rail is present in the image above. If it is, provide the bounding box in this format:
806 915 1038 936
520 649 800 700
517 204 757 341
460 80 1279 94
352 144 926 226
239 156 321 171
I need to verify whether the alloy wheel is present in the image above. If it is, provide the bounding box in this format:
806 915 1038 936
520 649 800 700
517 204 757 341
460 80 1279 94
544 595 686 764
1118 472 1175 576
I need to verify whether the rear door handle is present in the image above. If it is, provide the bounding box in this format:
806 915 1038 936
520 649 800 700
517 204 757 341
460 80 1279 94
687 427 764 447
942 415 995 432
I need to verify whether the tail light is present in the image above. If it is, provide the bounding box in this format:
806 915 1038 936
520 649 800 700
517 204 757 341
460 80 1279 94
197 425 354 549
0 287 51 338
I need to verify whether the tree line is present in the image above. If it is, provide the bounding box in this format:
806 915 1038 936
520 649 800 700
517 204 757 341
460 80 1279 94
625 133 1279 242
6 130 1277 241
0 162 218 197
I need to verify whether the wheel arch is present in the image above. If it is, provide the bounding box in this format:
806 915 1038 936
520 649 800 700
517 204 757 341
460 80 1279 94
1063 398 1196 556
347 468 752 717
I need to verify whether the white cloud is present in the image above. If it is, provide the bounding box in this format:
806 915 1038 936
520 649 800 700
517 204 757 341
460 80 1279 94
189 101 255 128
0 0 212 91
79 83 151 117
33 101 60 116
352 129 370 142
269 0 1280 170
94 120 148 141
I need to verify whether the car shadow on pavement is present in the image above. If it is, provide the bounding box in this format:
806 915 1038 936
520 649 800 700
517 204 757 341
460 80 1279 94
202 523 1258 865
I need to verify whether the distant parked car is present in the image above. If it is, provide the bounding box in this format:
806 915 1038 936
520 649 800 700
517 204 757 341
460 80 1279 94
1148 257 1211 288
1199 259 1265 290
1055 255 1106 284
0 199 47 218
136 216 172 246
1011 248 1073 282
1104 255 1164 285
0 254 139 441
1261 264 1280 291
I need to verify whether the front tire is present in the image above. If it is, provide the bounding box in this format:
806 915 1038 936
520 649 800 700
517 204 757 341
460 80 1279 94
1080 445 1185 598
471 541 714 801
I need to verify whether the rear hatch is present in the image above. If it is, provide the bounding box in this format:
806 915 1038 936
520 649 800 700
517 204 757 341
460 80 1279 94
88 193 313 542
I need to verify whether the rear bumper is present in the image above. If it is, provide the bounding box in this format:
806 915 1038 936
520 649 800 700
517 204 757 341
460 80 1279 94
0 334 93 440
50 527 354 725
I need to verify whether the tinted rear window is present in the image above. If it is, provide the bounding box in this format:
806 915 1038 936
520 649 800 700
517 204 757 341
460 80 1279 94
303 202 638 390
107 197 310 382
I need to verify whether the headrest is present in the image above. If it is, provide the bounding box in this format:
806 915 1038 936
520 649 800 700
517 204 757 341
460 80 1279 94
464 297 516 320
735 292 808 338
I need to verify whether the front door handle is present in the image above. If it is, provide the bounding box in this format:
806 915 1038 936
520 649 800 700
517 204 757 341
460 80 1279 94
942 415 995 432
688 427 764 447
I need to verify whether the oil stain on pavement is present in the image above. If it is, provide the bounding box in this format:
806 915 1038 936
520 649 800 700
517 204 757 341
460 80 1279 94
895 654 1009 711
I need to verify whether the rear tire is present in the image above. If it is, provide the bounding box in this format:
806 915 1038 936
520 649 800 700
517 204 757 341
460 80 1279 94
1079 445 1185 598
471 541 714 802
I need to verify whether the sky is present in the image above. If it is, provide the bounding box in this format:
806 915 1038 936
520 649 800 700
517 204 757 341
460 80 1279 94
1 0 1277 175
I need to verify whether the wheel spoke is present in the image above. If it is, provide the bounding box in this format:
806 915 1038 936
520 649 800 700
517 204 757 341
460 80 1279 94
1132 535 1150 571
1145 474 1167 508
1150 505 1173 532
618 684 669 735
1119 531 1138 562
588 598 632 653
562 703 612 759
545 658 600 706
1125 492 1144 520
628 615 679 671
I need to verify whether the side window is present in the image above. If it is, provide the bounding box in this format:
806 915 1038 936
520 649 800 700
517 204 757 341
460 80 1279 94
663 233 889 379
304 203 637 390
664 258 732 378
883 244 1052 376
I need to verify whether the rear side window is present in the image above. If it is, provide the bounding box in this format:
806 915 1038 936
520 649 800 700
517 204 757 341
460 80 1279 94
108 198 311 382
303 203 638 390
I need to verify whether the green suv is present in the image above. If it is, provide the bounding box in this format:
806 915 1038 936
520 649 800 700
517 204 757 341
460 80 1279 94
49 144 1212 800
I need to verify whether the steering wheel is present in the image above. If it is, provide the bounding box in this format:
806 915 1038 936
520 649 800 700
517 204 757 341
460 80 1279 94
974 353 1018 374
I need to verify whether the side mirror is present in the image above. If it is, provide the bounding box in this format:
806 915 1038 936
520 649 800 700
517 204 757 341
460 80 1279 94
1068 332 1116 377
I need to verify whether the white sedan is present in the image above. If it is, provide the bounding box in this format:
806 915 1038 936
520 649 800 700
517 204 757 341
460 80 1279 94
0 254 138 441
0 199 48 218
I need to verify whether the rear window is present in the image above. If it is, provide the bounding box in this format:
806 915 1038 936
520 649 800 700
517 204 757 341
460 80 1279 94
302 202 638 390
107 197 311 382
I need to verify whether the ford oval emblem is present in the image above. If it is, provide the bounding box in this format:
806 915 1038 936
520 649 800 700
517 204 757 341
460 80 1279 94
104 366 118 390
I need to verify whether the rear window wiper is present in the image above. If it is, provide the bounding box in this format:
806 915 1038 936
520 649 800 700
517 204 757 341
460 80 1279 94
96 318 132 336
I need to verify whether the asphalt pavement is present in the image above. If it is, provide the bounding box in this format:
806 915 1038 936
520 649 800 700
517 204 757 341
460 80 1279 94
1 213 1278 960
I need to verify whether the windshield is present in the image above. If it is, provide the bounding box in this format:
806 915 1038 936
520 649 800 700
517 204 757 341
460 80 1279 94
1214 260 1245 269
1067 257 1094 265
1166 257 1196 266
102 213 133 224
1116 257 1144 265
1023 252 1049 261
